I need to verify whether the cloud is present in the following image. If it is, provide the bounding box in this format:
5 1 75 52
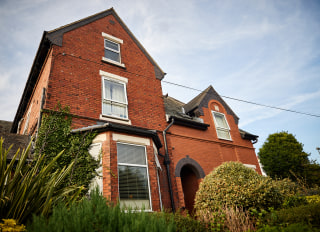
0 0 319 162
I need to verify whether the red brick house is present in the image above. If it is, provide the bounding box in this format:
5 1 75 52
11 8 261 213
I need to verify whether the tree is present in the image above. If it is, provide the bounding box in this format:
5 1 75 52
258 131 309 181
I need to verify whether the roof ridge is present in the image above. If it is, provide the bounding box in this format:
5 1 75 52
164 95 185 105
48 8 114 33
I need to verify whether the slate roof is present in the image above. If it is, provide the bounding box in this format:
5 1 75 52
184 86 239 125
163 87 258 141
0 120 30 160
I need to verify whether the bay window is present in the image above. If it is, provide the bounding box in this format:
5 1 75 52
117 142 151 210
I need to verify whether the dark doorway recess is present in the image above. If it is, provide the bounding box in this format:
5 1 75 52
180 165 199 214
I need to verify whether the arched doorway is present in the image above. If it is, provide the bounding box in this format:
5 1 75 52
180 165 199 214
175 156 205 214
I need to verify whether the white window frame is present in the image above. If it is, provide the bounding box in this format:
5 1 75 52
102 32 125 68
212 111 232 141
117 142 152 211
100 70 129 121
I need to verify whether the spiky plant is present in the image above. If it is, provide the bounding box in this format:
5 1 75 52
0 137 82 223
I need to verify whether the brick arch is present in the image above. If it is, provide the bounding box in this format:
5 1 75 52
209 99 227 115
175 156 205 179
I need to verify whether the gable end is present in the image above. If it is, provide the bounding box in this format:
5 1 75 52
46 8 165 80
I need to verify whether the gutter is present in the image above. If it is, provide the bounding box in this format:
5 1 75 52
163 118 176 213
169 116 209 130
71 122 162 149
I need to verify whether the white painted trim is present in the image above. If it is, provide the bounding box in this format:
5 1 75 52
100 71 129 121
101 57 125 68
102 32 123 44
117 142 152 211
244 164 257 170
113 133 150 146
88 143 103 195
99 115 131 125
99 70 128 83
92 133 107 143
212 110 232 141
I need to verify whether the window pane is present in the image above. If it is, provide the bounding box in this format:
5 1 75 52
105 39 119 51
103 102 127 119
117 143 146 165
105 50 120 62
104 80 126 103
217 129 231 140
214 113 228 129
118 165 150 210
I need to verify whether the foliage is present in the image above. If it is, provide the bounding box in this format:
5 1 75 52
0 219 26 232
261 202 320 228
194 162 293 215
303 161 320 187
306 195 320 204
258 131 309 181
281 195 307 208
34 103 98 194
0 138 82 223
170 212 208 232
27 189 176 232
257 223 319 232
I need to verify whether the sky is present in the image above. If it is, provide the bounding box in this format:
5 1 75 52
0 0 320 163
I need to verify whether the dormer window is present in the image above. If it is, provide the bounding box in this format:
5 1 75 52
212 111 232 140
102 32 125 68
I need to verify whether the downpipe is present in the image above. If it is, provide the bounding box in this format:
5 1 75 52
163 118 175 213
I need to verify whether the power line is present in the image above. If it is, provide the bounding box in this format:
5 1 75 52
162 80 320 118
56 52 320 118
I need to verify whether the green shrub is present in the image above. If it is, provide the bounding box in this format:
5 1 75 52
262 202 320 227
257 223 319 232
195 162 290 214
282 195 308 208
306 195 320 204
27 189 176 232
272 178 299 197
170 212 208 232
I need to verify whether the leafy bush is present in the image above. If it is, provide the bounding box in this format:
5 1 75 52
306 195 320 204
257 223 319 232
27 189 176 232
171 212 208 232
0 138 81 223
281 195 308 208
261 202 320 228
195 162 291 214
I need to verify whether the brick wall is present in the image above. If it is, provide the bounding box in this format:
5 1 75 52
45 14 167 132
18 49 53 135
168 99 261 209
